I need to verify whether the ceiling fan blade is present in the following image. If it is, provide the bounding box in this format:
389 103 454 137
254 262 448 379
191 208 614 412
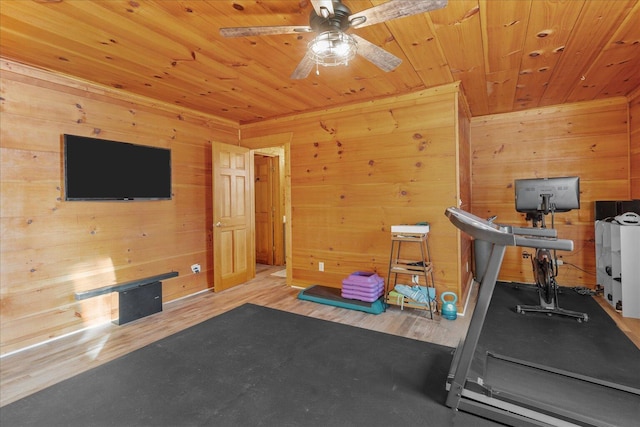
352 34 401 72
311 0 334 18
220 26 312 38
349 0 448 29
290 52 316 80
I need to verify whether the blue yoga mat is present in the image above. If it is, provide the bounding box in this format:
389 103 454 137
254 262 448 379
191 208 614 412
297 285 385 314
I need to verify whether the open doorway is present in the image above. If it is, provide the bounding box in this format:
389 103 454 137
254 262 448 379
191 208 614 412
253 147 285 266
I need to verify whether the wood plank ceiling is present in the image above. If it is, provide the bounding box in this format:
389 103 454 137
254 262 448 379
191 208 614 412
1 0 639 124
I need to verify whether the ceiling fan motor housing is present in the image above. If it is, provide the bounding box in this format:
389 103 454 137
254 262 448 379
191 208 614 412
309 1 352 32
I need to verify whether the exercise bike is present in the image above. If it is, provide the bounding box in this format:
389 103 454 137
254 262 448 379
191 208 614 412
515 194 589 322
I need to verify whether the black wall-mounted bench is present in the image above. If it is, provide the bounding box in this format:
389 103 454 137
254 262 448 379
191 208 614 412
74 271 179 325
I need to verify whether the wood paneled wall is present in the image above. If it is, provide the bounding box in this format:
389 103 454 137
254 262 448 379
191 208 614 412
3 55 635 356
242 83 473 305
630 87 640 199
470 97 631 287
0 59 238 355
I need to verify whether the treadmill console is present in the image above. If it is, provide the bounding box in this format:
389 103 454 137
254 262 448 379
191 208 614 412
445 207 516 246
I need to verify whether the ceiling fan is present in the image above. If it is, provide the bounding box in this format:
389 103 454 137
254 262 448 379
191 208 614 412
219 0 448 79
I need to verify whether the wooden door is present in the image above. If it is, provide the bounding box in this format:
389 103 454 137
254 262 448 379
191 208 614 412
255 155 274 264
212 143 254 292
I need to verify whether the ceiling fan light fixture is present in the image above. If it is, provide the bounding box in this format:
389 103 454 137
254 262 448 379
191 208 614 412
308 31 357 67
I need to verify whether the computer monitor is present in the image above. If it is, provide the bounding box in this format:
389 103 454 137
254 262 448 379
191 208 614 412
515 176 580 214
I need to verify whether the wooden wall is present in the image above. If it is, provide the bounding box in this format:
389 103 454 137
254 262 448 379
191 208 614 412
470 97 631 287
241 83 473 305
0 59 238 355
2 55 636 356
630 87 640 199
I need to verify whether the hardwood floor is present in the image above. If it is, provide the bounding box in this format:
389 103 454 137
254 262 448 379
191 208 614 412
1 264 638 407
0 265 471 407
594 294 640 348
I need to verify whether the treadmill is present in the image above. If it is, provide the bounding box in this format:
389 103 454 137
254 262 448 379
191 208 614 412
444 207 640 427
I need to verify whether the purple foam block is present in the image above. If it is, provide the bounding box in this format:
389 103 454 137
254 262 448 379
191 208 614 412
342 271 384 291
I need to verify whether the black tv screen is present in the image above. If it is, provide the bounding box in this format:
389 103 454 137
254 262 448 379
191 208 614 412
514 176 580 214
64 134 171 201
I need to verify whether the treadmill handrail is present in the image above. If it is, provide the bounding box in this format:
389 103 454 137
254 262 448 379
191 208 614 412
514 235 573 251
509 226 557 239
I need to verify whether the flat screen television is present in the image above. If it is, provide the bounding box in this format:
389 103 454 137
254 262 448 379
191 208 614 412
64 134 171 201
514 176 580 214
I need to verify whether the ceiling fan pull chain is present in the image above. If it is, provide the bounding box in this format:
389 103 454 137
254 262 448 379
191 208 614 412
316 61 320 76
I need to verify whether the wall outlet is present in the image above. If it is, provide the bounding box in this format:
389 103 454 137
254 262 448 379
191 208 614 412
191 263 201 274
555 259 564 266
318 262 324 272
